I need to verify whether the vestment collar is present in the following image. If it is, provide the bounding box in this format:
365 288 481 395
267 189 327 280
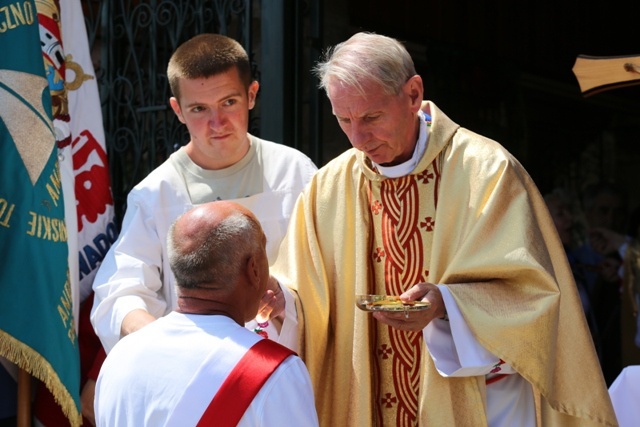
374 110 430 178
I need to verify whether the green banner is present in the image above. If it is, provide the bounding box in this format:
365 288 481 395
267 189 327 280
0 1 81 425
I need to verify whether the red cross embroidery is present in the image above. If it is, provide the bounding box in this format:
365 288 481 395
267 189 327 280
378 344 393 360
371 200 382 215
373 247 385 262
420 216 435 231
381 393 397 408
417 170 434 184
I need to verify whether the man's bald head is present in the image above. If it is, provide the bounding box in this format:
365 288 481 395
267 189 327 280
167 201 266 290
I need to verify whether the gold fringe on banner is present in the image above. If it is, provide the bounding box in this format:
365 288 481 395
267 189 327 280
0 330 82 427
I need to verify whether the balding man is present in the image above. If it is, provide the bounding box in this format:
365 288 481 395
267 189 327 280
94 201 318 427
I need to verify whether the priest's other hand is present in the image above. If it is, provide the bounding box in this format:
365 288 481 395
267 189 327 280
373 282 446 332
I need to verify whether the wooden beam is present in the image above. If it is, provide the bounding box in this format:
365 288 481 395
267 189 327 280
572 54 640 96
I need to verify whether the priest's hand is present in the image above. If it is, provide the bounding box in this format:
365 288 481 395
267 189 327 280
255 275 285 325
373 282 446 332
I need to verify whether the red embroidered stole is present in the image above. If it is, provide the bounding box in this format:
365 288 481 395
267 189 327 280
197 339 295 427
367 163 441 426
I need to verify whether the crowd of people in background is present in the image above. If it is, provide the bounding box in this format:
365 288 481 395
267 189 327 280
545 182 640 386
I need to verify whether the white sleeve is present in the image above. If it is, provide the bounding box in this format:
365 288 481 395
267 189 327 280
424 285 516 377
425 287 534 427
274 285 300 353
90 192 168 352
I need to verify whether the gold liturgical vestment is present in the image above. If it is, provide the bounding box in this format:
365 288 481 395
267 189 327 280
272 102 617 427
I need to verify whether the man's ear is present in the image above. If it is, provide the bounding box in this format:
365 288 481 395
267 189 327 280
245 254 261 290
170 97 186 124
404 75 424 112
247 81 259 110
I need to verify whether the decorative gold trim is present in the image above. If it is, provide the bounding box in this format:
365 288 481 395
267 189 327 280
0 330 82 427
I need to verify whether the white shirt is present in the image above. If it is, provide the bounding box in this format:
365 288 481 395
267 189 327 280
95 312 318 427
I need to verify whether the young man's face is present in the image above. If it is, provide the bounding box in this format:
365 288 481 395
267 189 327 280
170 67 258 170
328 75 423 166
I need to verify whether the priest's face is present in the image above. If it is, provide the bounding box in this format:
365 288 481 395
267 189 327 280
328 75 423 166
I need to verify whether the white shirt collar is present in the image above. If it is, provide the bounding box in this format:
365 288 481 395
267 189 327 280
374 110 429 178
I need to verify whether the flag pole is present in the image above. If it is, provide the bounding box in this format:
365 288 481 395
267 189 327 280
17 368 32 427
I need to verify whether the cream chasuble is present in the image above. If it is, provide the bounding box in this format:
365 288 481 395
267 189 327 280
273 102 617 427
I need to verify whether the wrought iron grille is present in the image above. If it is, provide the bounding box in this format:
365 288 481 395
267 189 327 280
81 0 255 225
